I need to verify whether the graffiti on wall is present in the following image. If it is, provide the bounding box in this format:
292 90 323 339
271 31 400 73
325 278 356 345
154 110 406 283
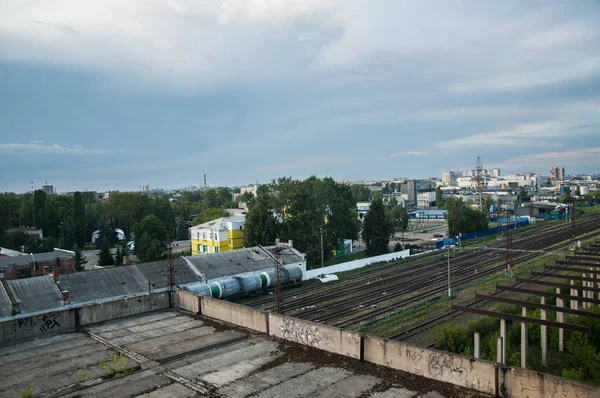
428 353 468 381
1 312 62 341
279 317 322 348
519 378 580 398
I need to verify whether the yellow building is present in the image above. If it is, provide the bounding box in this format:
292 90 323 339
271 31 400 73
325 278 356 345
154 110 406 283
190 216 245 255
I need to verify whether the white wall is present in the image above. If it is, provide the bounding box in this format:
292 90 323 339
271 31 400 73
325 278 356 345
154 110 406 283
304 249 410 280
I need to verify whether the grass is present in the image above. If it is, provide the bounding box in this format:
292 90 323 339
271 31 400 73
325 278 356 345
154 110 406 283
355 252 556 337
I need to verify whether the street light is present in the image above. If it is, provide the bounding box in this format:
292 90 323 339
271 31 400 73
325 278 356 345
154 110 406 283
30 252 36 271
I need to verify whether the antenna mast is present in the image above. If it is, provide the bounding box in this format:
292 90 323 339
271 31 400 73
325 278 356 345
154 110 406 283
475 156 485 212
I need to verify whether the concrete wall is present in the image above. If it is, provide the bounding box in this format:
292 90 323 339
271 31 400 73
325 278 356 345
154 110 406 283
504 366 598 398
363 335 496 395
304 249 410 280
175 290 200 314
269 312 362 359
79 292 169 326
0 309 76 344
200 296 268 334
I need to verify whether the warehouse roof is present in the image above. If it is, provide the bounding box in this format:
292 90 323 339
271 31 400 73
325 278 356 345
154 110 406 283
0 284 12 318
0 251 73 269
182 245 304 281
6 275 63 314
57 265 150 304
134 259 201 289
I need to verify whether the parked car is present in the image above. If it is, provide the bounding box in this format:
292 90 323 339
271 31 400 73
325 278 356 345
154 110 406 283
433 233 443 238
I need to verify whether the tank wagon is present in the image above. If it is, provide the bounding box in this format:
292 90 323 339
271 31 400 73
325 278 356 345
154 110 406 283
181 264 303 299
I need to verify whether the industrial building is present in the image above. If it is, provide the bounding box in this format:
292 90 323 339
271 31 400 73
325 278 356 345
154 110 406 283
190 215 245 255
0 250 74 280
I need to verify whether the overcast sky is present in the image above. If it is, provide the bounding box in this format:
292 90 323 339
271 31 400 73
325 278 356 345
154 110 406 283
1 1 599 193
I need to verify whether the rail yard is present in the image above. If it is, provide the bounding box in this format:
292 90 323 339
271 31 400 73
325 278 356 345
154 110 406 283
238 211 600 342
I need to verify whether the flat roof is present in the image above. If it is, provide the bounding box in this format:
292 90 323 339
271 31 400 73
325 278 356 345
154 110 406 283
0 311 466 397
182 246 304 281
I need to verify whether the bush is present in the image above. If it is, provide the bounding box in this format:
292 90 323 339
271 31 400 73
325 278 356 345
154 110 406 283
434 323 469 354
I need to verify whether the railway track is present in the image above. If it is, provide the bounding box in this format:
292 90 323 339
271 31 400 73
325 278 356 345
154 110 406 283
236 212 600 329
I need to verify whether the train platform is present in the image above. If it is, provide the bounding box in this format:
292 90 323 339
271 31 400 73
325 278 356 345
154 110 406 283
0 310 481 398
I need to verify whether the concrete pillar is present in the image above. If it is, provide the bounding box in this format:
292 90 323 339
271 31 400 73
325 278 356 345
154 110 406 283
556 288 564 353
474 332 480 359
497 336 503 364
500 318 507 365
541 297 547 368
521 307 528 368
582 274 587 309
571 280 578 310
569 280 575 310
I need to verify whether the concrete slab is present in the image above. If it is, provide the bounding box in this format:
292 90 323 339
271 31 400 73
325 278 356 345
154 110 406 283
173 339 278 379
252 367 353 398
126 314 195 334
124 326 215 353
0 332 81 356
86 311 178 333
0 334 93 365
313 374 381 398
134 329 246 361
134 382 197 398
370 387 418 398
200 351 283 387
110 320 206 346
60 370 171 398
218 362 314 398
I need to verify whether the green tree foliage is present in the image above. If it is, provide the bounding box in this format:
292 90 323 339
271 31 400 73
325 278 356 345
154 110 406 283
73 192 86 248
60 217 77 250
386 199 408 232
361 197 393 256
73 245 87 271
350 184 371 202
175 217 189 240
435 187 444 208
445 197 489 237
243 177 359 264
133 214 167 242
244 192 280 247
114 247 123 266
98 237 115 266
135 232 164 261
32 189 47 231
191 208 229 226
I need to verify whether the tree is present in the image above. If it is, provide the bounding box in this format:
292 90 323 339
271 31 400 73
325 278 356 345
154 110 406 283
191 208 228 226
175 217 189 240
350 184 371 202
244 193 280 246
446 197 489 237
362 198 393 256
73 192 86 248
73 245 87 271
135 232 164 261
32 189 47 232
114 247 123 266
133 215 167 261
98 237 115 266
436 187 444 208
386 201 408 232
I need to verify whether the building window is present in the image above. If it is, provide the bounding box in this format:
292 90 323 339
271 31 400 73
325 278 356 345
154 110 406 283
197 244 201 252
239 226 243 230
214 247 219 253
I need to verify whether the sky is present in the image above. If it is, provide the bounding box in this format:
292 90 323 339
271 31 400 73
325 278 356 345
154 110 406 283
1 1 599 193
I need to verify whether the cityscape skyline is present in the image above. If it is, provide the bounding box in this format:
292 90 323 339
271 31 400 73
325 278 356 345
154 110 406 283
1 1 599 193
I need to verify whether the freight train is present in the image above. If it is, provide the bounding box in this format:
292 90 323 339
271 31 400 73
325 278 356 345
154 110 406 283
180 264 303 299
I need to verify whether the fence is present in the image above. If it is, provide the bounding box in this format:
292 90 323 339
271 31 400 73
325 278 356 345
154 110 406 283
436 220 529 249
185 296 598 398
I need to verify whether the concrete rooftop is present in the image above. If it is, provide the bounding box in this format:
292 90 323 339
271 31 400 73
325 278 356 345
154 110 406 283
0 311 478 398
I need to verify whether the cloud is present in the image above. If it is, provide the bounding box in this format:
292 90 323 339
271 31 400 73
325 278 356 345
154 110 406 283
502 147 600 168
390 151 427 157
433 121 598 150
0 142 115 155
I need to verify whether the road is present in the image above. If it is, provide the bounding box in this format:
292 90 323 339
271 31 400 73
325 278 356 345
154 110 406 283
82 240 191 270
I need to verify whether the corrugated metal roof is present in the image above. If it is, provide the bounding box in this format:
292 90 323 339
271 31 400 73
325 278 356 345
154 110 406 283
182 246 303 281
134 259 201 289
0 284 13 318
6 276 63 313
0 251 73 269
57 266 149 304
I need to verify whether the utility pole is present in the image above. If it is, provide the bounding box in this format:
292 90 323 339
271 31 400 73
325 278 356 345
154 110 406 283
167 235 174 307
273 247 282 313
447 245 451 297
320 227 324 268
